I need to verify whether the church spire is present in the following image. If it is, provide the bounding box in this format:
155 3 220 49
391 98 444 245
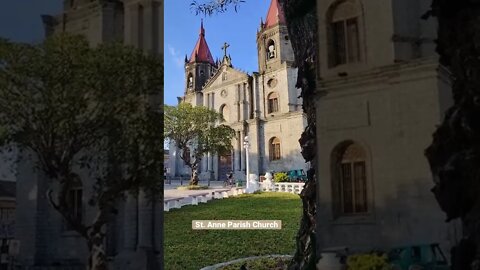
200 18 205 36
188 20 215 65
264 0 286 28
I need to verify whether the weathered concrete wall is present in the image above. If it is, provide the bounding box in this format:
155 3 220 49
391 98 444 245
314 58 459 254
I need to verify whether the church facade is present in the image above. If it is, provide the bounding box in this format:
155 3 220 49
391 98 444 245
314 0 461 255
15 1 163 269
169 0 307 182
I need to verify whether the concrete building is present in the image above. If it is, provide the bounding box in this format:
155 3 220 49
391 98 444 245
314 0 460 255
14 0 163 269
169 0 307 182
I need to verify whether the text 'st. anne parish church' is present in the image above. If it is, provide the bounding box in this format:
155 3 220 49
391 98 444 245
169 0 307 181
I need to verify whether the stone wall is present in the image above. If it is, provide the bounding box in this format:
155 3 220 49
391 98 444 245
314 58 459 254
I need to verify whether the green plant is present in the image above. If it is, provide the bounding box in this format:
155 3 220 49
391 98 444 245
177 185 209 190
347 253 392 270
274 172 289 183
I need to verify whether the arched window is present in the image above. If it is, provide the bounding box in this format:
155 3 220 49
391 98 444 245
328 0 361 67
267 39 276 59
331 141 368 216
267 92 279 114
219 104 229 122
187 73 193 88
269 137 281 161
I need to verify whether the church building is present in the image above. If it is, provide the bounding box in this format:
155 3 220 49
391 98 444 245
169 0 307 182
314 0 461 255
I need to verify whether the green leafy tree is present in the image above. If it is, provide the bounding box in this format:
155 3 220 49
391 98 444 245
424 1 480 269
164 103 235 185
0 34 163 270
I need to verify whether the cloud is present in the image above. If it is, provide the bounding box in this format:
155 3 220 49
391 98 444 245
167 44 184 68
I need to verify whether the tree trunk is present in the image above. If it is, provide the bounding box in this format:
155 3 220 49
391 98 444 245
190 165 199 185
425 1 480 269
87 228 108 270
278 0 318 269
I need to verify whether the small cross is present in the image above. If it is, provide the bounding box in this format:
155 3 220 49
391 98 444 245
221 42 230 58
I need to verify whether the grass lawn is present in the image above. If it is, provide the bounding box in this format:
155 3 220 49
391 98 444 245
164 192 302 270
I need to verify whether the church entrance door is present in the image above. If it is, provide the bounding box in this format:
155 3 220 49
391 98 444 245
218 154 232 182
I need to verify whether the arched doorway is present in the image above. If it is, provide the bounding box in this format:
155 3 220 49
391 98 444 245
218 153 232 182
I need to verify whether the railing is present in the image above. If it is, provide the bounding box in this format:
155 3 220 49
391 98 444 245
260 182 305 195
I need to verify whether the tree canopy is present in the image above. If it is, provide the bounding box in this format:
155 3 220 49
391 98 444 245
165 103 235 184
0 33 163 270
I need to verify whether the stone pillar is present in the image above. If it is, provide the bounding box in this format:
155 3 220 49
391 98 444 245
241 132 246 171
137 190 152 249
203 154 208 172
208 153 214 172
205 93 210 108
236 131 242 172
243 83 248 120
212 93 215 109
128 3 140 48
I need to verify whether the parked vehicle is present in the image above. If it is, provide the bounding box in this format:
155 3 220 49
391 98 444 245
286 169 307 182
388 243 449 270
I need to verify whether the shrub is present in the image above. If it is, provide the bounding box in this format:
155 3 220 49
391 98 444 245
347 253 392 270
177 185 209 190
274 172 289 183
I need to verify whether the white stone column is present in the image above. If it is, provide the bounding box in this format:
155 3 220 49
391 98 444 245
205 93 210 108
240 132 246 171
203 154 208 172
212 93 215 109
208 153 214 172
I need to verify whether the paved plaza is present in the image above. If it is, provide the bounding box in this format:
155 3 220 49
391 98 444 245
164 180 243 208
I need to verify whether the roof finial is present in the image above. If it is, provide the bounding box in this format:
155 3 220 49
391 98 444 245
221 42 230 58
200 19 205 36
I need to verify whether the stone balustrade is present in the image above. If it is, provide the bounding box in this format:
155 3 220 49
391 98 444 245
260 182 305 195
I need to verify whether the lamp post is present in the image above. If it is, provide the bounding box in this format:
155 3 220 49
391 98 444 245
243 136 250 192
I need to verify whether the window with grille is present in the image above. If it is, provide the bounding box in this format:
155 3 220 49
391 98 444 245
267 92 279 114
269 137 281 161
328 1 361 67
334 142 368 215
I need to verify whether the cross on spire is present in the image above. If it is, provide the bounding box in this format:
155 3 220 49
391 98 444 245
221 42 230 58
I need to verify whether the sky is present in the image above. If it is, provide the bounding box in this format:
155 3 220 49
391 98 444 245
0 1 62 43
0 0 273 106
164 0 272 105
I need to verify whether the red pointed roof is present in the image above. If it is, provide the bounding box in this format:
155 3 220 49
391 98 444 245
189 21 215 65
264 0 286 28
